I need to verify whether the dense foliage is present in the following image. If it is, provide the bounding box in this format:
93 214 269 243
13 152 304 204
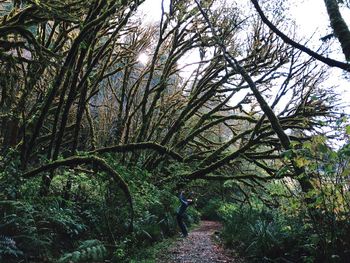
0 158 200 262
201 136 350 262
1 0 350 262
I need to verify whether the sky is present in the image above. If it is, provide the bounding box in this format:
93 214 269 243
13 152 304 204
136 0 350 111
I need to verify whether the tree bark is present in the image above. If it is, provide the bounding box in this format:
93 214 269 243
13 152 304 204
324 0 350 61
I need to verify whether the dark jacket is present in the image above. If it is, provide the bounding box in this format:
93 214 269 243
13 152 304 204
177 192 189 215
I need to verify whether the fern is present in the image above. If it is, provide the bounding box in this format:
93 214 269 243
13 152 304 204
58 239 107 263
0 235 23 259
46 206 87 237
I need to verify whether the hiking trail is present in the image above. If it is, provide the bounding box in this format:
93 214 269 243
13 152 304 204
157 220 242 263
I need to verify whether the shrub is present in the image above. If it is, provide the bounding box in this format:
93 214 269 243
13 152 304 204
58 239 107 263
218 203 316 262
0 235 23 261
200 198 223 220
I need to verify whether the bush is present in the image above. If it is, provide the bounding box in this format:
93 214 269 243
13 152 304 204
218 203 317 262
0 154 201 262
0 235 23 261
58 239 107 263
200 198 223 220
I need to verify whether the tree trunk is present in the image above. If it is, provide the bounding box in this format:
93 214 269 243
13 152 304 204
324 0 350 60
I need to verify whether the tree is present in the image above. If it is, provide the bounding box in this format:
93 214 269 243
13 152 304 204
251 0 350 71
323 0 350 61
1 0 342 193
1 0 349 262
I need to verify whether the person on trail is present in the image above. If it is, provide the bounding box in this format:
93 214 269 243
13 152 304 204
176 191 193 237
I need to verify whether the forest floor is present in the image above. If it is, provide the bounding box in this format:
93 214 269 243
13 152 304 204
156 221 243 263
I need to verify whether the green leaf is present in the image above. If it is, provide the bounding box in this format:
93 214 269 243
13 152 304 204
317 143 328 153
295 157 310 168
290 141 300 148
313 135 326 144
276 166 289 177
282 149 293 159
346 125 350 135
303 141 312 150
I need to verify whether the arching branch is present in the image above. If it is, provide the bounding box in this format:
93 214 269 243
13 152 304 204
22 155 134 232
195 0 314 194
90 142 184 162
196 174 270 181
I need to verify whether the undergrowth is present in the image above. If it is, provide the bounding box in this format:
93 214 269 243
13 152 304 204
0 155 200 262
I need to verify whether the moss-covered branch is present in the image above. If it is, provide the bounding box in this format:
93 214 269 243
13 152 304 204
324 0 350 61
251 0 350 71
22 155 134 232
90 142 184 162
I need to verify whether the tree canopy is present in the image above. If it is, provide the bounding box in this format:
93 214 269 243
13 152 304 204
1 0 350 262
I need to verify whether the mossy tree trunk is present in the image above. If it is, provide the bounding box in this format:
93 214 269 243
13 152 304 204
324 0 350 61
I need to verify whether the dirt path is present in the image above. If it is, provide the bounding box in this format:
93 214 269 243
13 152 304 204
157 221 240 263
